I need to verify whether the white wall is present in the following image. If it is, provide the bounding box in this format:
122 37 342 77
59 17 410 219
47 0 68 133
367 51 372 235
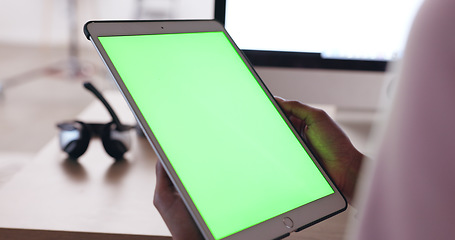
0 0 385 109
0 0 214 47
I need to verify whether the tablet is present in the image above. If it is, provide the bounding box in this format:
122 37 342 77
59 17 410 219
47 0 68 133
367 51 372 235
84 20 347 240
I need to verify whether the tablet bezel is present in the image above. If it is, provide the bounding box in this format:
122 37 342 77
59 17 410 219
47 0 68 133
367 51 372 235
84 20 347 240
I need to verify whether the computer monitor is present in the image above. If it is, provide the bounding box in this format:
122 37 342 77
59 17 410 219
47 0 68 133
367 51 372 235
215 0 424 72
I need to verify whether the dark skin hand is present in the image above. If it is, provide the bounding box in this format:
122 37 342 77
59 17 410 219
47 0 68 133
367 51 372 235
275 97 364 204
154 98 364 239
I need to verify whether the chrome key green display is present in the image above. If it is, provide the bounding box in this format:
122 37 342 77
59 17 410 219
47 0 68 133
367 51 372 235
99 31 334 240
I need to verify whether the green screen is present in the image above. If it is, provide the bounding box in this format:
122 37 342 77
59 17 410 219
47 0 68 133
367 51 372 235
99 31 334 239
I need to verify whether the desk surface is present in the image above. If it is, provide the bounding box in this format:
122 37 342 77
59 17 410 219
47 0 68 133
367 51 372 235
0 92 171 239
0 91 352 240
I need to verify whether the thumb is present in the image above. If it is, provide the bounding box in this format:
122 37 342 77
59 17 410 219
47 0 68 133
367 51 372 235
275 98 323 127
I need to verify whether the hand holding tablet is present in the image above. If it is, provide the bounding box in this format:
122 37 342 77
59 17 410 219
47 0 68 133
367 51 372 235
84 20 348 240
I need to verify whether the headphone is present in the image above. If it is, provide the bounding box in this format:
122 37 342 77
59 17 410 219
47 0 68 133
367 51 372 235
57 82 134 160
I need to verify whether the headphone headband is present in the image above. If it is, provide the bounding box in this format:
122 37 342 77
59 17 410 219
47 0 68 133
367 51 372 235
57 82 135 160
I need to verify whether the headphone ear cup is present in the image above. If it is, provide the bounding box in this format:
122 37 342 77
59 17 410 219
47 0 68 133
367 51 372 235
101 122 131 160
57 121 91 160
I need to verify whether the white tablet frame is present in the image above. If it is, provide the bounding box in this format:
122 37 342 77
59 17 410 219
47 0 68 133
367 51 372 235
84 20 347 240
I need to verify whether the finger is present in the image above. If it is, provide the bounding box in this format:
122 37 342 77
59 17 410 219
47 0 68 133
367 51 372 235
289 115 305 132
156 161 174 189
274 96 286 102
154 161 177 209
277 100 325 127
274 96 293 116
275 97 308 134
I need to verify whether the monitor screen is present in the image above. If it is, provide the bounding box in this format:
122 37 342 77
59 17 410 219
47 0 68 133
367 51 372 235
215 0 424 71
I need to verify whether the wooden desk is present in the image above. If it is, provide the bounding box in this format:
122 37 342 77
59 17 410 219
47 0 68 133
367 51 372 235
0 92 171 239
0 91 353 240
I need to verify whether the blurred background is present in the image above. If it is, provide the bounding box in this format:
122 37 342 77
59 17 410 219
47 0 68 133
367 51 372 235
0 0 214 183
0 2 428 239
0 0 383 185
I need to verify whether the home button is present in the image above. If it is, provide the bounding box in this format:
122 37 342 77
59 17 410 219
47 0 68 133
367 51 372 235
282 217 294 229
